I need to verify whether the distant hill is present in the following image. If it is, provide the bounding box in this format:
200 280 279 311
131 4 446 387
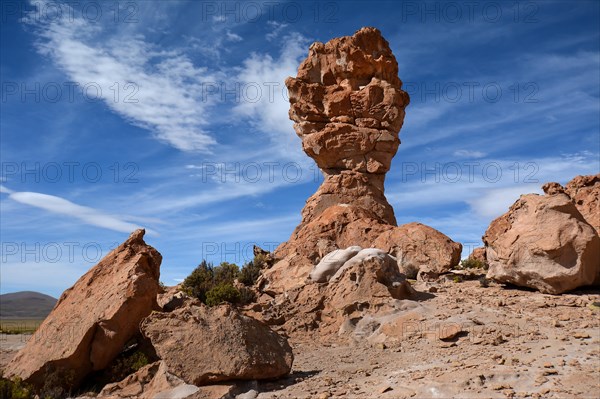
0 291 57 319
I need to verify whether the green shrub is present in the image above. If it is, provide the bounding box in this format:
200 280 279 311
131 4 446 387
459 258 487 270
182 260 261 306
106 350 149 382
0 375 34 399
239 251 273 287
39 366 75 399
238 286 257 304
213 262 240 285
253 252 271 268
205 283 241 307
239 260 262 286
181 260 215 302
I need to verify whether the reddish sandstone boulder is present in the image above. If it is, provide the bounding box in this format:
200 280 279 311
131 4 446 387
5 229 162 390
373 222 463 278
140 304 293 386
484 193 599 294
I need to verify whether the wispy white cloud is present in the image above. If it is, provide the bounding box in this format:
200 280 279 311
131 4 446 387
466 184 542 220
4 187 156 235
266 21 288 41
226 30 243 42
25 0 222 152
234 32 310 161
201 214 300 239
388 152 598 220
453 149 487 158
0 185 14 194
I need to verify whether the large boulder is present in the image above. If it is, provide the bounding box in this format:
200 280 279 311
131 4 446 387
263 205 390 292
4 229 161 390
140 304 293 386
373 222 463 278
467 247 487 267
484 193 600 294
326 248 415 309
262 248 415 337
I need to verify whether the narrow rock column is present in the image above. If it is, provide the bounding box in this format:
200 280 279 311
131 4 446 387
285 27 410 228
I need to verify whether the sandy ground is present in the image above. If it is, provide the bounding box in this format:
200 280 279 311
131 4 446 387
1 279 599 399
0 333 29 368
252 279 600 399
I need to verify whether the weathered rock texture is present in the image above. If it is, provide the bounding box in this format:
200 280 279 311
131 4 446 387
5 229 161 389
484 193 600 294
564 174 600 234
141 304 293 386
542 174 599 234
373 222 462 278
468 247 487 266
263 28 461 292
97 361 199 398
259 247 415 337
309 246 362 283
286 26 409 227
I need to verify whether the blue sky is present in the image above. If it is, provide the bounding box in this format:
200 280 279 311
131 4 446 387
1 0 599 297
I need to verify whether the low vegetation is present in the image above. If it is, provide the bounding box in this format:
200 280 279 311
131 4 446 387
459 257 488 270
104 349 149 383
0 374 34 399
0 320 42 335
181 253 270 307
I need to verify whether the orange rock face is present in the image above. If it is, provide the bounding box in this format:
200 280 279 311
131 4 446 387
4 230 161 390
564 173 599 234
373 222 463 278
141 304 293 385
484 193 599 294
542 174 599 234
285 27 409 230
265 28 461 293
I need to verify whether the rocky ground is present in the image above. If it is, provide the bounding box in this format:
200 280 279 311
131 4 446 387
4 279 596 399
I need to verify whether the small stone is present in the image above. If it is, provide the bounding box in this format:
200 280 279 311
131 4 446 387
492 334 507 346
237 389 259 399
379 385 393 393
535 375 548 386
573 332 590 339
552 320 562 327
439 325 465 341
439 341 457 348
